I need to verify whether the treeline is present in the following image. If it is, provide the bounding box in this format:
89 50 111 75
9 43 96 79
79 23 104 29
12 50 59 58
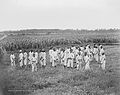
2 28 120 35
1 37 119 51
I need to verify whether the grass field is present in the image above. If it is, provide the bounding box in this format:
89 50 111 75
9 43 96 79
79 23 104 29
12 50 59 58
0 29 120 95
0 45 119 95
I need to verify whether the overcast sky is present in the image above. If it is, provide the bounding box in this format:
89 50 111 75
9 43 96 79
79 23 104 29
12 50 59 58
0 0 120 31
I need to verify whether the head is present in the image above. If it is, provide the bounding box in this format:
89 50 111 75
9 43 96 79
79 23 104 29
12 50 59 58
19 50 22 53
79 48 81 51
78 52 81 55
102 52 105 55
84 52 87 56
100 45 103 49
70 49 73 53
84 47 86 50
53 48 56 51
11 51 14 54
50 47 53 49
33 53 35 57
88 45 90 48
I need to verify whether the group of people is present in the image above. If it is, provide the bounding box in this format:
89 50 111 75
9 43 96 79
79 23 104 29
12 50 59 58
10 49 46 72
10 44 106 72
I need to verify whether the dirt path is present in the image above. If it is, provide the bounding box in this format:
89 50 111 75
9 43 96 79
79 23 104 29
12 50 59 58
0 35 7 41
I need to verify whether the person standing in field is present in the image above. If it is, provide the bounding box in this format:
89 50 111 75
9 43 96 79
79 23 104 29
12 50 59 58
49 47 54 65
51 48 59 67
56 47 61 65
19 50 24 67
60 49 65 65
64 47 70 67
86 45 94 62
39 50 46 67
10 51 15 67
67 49 74 68
76 52 83 70
23 50 28 66
93 44 99 62
100 52 106 70
84 52 90 70
99 45 105 56
35 50 38 65
28 50 33 65
31 53 37 72
74 47 79 58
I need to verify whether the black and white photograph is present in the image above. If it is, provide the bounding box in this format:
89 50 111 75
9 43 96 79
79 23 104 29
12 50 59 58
0 0 120 95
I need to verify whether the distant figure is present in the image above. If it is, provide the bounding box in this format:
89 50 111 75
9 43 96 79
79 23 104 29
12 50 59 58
19 50 23 67
93 45 99 62
49 48 54 65
10 52 15 67
60 49 65 65
28 50 33 65
100 52 106 70
39 50 46 67
51 48 59 67
99 45 105 56
76 52 83 70
67 49 74 68
31 53 37 72
23 50 28 66
35 50 38 64
64 47 70 67
84 52 90 70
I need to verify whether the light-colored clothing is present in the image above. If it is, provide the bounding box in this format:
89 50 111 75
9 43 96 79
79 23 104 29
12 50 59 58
84 55 90 70
99 48 105 56
31 56 37 72
100 55 106 70
60 51 65 65
28 51 33 65
39 52 46 66
10 54 15 66
24 52 28 65
67 52 74 68
49 49 54 63
74 49 79 56
80 46 84 51
93 48 99 62
19 53 23 67
35 52 38 63
76 54 83 70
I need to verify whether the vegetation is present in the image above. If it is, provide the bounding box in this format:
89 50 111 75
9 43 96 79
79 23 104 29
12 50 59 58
0 29 120 95
0 29 120 51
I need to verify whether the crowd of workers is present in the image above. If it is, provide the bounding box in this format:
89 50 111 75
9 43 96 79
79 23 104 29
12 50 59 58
10 44 106 72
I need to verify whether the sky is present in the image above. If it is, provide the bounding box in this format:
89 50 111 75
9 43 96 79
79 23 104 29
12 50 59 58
0 0 120 31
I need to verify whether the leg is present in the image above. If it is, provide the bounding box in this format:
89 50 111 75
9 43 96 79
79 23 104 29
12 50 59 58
85 61 90 70
67 59 70 67
76 63 79 70
31 64 34 72
52 60 55 67
35 63 37 71
71 60 73 68
101 60 106 70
